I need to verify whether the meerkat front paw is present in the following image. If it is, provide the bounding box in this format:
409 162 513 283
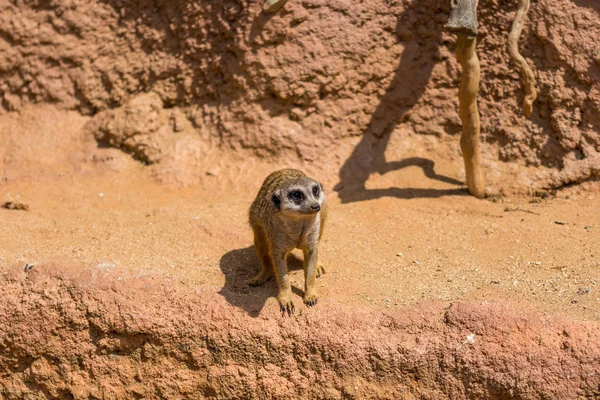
304 291 318 307
278 296 295 315
316 264 326 277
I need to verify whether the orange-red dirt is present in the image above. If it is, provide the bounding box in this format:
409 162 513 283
1 106 600 398
1 0 600 397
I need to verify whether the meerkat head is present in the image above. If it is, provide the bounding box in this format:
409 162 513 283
271 177 325 217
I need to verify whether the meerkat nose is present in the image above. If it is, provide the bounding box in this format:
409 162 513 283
311 204 321 212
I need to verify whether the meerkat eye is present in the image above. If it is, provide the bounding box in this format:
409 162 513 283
289 190 303 201
312 186 320 196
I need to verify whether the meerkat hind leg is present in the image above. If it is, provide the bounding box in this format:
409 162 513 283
248 228 274 286
247 265 273 287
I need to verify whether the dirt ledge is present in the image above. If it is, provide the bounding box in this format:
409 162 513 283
1 263 599 399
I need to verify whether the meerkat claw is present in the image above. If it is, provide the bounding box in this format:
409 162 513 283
280 301 295 316
304 294 318 307
316 264 326 277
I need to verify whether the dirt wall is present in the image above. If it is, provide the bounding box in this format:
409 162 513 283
2 263 600 399
0 0 599 190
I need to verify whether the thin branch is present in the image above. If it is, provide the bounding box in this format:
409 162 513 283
508 0 537 117
445 0 486 198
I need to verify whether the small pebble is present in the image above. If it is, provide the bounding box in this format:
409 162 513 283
465 333 476 344
577 287 591 295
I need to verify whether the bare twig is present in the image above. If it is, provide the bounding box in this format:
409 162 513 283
504 206 540 215
508 0 537 117
456 36 485 198
445 0 485 198
1 201 29 211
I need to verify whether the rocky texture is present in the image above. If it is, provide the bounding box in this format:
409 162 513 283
87 92 199 164
89 92 165 164
1 263 600 399
0 0 599 191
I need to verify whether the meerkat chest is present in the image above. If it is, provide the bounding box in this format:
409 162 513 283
280 214 320 249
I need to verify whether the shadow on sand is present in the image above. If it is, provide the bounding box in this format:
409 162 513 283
218 246 306 317
334 0 467 203
336 155 468 203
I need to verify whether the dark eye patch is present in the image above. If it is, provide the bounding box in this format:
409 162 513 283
271 193 281 209
289 190 304 201
312 186 320 196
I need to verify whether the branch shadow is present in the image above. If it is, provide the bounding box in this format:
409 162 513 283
334 0 465 203
337 156 468 202
218 246 305 317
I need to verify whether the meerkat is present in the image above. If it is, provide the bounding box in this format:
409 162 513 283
248 169 327 315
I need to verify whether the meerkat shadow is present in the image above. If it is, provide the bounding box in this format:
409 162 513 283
218 246 305 317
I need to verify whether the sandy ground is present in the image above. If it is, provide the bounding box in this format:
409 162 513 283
2 106 600 398
2 136 599 321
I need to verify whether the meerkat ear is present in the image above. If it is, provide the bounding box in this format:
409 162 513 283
271 193 281 209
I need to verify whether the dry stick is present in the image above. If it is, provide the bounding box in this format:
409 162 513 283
456 36 485 198
445 0 486 198
508 0 537 117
